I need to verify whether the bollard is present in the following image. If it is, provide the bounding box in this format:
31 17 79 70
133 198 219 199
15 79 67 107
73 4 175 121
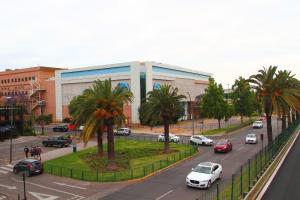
240 166 243 195
231 174 234 200
217 183 219 200
248 159 251 192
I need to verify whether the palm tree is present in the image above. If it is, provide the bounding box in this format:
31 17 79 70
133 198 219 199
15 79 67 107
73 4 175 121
249 66 300 142
91 79 133 170
248 66 278 142
69 79 133 169
273 70 300 131
140 85 186 153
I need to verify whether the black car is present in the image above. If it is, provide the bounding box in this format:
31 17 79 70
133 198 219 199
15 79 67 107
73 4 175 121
53 125 69 132
13 159 43 176
42 136 72 147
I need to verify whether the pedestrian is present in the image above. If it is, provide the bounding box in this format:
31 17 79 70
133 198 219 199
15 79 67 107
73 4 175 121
36 145 42 161
24 146 29 158
30 145 34 157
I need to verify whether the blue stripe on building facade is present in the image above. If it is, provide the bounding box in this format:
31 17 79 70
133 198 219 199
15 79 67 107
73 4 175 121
152 66 210 80
61 66 131 78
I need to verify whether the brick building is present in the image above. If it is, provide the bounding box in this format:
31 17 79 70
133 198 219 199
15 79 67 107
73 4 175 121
0 67 62 121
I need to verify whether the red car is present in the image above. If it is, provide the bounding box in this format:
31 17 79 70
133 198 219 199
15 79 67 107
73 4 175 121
214 139 233 153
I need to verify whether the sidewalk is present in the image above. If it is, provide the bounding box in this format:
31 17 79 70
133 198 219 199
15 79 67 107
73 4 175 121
41 139 97 162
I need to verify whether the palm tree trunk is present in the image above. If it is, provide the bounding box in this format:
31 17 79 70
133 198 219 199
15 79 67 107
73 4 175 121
107 123 117 170
281 113 287 132
287 109 292 127
96 129 103 157
163 121 170 154
266 114 273 142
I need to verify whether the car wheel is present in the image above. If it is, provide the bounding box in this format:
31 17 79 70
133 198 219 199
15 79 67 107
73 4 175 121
207 180 211 189
202 142 205 145
219 172 222 180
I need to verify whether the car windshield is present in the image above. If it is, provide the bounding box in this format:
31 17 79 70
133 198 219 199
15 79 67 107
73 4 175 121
193 165 212 174
254 121 262 124
247 134 256 138
216 140 227 145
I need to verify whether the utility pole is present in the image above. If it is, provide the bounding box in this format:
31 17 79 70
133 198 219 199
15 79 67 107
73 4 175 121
186 92 194 136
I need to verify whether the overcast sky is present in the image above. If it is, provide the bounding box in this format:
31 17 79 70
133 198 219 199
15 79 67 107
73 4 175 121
0 0 299 87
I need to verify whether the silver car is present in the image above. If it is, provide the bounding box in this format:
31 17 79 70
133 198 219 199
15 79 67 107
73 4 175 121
245 133 257 144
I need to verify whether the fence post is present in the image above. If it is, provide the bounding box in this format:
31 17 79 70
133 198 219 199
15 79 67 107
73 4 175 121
260 149 262 173
255 154 257 178
70 168 73 178
97 170 99 181
248 159 251 192
131 169 133 179
152 163 154 172
143 166 146 176
50 166 53 175
231 174 234 200
240 166 243 196
217 183 219 200
60 167 62 177
114 172 117 181
160 160 162 168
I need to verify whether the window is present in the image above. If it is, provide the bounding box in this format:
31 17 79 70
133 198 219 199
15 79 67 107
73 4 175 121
29 77 31 80
15 78 17 82
7 79 9 83
4 80 6 84
18 78 20 82
21 78 24 82
11 79 14 82
32 76 35 80
1 80 3 84
25 77 27 81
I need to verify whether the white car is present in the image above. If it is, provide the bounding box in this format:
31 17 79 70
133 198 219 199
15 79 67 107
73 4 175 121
189 135 213 146
186 162 222 189
115 128 131 136
252 121 263 129
245 133 257 144
79 125 84 131
158 134 180 143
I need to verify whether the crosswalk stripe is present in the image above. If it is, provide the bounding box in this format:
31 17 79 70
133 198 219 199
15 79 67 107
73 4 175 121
0 167 12 172
6 164 13 167
0 169 8 174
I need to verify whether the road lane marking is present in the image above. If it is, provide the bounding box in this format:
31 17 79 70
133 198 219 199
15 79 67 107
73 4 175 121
29 192 59 200
235 146 245 152
12 178 85 200
0 167 12 172
0 169 8 174
0 184 16 190
53 182 86 190
155 190 173 200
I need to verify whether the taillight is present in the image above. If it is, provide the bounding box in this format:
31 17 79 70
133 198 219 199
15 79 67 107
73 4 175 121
27 163 33 169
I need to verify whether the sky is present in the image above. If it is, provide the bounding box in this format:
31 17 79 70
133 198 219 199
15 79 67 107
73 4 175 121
0 0 299 87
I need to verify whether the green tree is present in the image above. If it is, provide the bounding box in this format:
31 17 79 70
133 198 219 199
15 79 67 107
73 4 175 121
232 77 256 123
69 79 133 170
248 66 300 142
139 85 186 153
201 78 227 128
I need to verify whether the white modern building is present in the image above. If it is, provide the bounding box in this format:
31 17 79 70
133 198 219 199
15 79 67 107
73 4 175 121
55 61 212 124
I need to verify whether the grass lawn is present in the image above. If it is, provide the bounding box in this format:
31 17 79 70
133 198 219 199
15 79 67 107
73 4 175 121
44 139 196 181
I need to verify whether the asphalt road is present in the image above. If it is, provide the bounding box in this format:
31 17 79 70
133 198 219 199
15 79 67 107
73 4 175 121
262 133 300 200
100 120 281 200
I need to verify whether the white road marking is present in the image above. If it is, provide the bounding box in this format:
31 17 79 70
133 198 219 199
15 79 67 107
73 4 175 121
0 167 12 172
0 195 7 200
0 169 8 174
0 184 16 190
155 190 173 200
12 178 85 200
6 164 13 168
53 182 86 190
29 192 59 200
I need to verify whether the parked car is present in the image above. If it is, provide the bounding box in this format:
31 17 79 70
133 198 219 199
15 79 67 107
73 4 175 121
189 135 213 146
158 134 180 143
252 121 263 129
53 125 69 132
115 128 131 136
42 136 72 147
245 133 257 144
13 159 43 176
186 162 222 188
214 139 233 153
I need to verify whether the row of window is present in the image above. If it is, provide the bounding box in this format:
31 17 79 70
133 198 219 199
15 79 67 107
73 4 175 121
0 76 35 84
1 86 25 91
0 91 28 96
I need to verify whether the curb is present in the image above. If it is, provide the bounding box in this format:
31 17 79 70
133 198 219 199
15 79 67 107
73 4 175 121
245 126 300 200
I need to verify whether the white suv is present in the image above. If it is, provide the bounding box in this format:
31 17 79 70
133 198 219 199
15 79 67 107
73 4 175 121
158 134 180 143
252 121 263 129
189 135 213 146
115 128 131 136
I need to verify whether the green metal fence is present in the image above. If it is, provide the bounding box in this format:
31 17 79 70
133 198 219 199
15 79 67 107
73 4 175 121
197 118 300 200
44 145 198 182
